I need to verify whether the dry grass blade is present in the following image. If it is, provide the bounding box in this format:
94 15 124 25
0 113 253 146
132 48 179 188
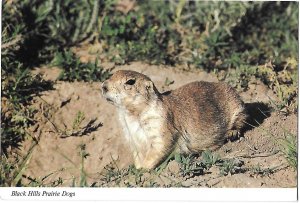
61 118 103 138
11 140 38 186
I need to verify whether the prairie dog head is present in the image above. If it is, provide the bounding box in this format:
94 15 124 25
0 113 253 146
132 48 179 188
101 70 159 108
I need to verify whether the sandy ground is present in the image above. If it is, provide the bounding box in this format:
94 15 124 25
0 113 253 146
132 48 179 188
18 61 297 187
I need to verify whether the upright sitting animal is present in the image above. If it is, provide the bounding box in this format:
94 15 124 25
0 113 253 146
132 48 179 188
101 70 247 169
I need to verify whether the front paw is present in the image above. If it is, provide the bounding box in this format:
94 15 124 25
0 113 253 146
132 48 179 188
226 129 241 141
134 159 155 170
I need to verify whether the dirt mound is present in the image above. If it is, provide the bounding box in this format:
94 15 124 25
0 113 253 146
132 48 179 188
19 62 296 187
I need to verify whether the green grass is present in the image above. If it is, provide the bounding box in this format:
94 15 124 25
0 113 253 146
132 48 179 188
52 50 111 82
94 148 295 187
219 159 245 176
0 140 37 186
278 131 297 170
99 161 154 187
173 150 244 177
201 150 221 168
3 1 298 68
226 62 297 113
174 153 204 177
1 67 53 155
249 164 276 177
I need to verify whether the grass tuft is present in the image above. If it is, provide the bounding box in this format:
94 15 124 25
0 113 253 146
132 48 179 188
278 131 297 170
52 50 112 82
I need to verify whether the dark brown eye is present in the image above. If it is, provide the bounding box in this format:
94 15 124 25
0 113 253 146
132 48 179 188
125 79 136 85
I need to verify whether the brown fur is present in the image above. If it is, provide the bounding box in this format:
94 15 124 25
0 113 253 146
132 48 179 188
102 70 247 169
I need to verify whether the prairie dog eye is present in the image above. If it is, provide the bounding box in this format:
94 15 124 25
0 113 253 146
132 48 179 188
125 79 136 85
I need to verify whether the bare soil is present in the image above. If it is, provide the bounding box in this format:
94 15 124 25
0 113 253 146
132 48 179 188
18 61 297 187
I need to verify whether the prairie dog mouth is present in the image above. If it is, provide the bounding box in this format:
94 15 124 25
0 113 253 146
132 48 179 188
106 98 113 102
103 94 115 104
101 90 113 103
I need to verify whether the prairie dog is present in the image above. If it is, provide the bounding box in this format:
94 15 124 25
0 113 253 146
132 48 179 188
101 70 247 169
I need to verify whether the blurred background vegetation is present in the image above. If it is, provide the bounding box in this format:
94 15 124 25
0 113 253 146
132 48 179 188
1 0 298 185
2 1 298 68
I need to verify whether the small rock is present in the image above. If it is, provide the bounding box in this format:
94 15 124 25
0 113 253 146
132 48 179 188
207 177 222 187
181 179 194 187
60 97 72 107
209 165 219 175
111 153 119 161
141 172 151 182
167 160 180 174
239 137 245 142
159 175 172 186
233 158 244 167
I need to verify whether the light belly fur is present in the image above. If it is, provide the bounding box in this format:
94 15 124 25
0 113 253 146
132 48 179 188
118 102 165 153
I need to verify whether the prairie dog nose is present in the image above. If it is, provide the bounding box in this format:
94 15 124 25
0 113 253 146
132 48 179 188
102 81 108 93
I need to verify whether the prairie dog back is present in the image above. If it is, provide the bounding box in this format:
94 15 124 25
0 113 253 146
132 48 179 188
162 81 246 153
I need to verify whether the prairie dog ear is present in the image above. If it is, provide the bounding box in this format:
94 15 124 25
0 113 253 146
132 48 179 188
145 80 154 92
144 80 158 99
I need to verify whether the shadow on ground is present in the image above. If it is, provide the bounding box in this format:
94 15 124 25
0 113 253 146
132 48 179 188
244 102 272 132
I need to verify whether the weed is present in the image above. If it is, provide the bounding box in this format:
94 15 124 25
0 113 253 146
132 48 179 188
78 144 89 187
99 162 155 187
2 68 53 106
200 151 244 176
72 111 86 131
1 67 53 154
174 154 204 177
1 105 35 154
52 50 111 82
44 110 102 138
231 2 298 65
227 65 258 90
272 80 298 114
100 163 123 186
226 61 297 113
201 150 221 168
123 165 147 187
249 164 276 177
145 179 160 188
164 77 174 86
101 3 181 65
3 1 298 68
22 168 65 187
277 131 297 170
2 0 101 65
219 159 244 176
0 140 37 186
